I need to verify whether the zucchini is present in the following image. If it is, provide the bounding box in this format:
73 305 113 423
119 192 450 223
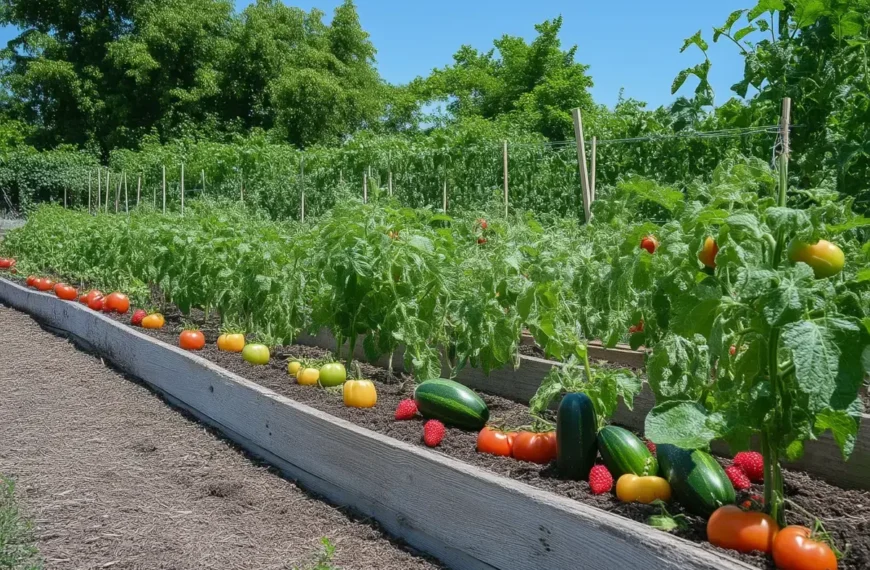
597 426 658 477
657 444 736 517
556 393 598 480
414 379 489 430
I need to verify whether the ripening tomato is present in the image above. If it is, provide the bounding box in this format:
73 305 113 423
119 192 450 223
105 292 130 314
477 427 515 457
54 283 78 301
616 474 672 504
707 505 779 554
729 345 737 356
319 363 347 387
131 309 147 326
242 343 270 365
511 431 557 464
179 330 205 351
698 236 719 268
477 237 487 245
297 367 320 386
87 294 105 311
629 319 645 334
478 218 488 230
788 239 845 279
141 313 165 329
26 275 37 287
640 235 659 254
287 361 302 376
772 526 838 570
217 333 245 353
35 278 55 292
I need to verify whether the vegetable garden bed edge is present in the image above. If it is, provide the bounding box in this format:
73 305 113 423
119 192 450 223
0 277 755 570
296 330 870 492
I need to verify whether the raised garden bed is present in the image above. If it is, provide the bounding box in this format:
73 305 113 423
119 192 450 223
3 276 870 569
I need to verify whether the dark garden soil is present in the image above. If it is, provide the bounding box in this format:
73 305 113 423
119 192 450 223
4 274 870 570
98 303 870 570
0 305 442 570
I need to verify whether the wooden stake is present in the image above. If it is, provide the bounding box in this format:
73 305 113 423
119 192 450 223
388 151 393 196
136 175 141 206
123 172 128 213
300 157 305 223
388 171 393 196
64 186 67 208
777 97 792 206
503 141 509 217
572 108 592 223
201 169 206 196
96 168 101 211
105 170 111 213
442 179 448 212
340 170 344 185
162 165 166 214
590 136 598 202
363 172 368 203
240 172 244 202
180 163 185 216
88 170 92 214
114 175 121 213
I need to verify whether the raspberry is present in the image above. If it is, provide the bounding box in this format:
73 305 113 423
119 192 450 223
394 399 418 421
423 420 445 447
733 451 764 483
645 439 657 455
726 465 751 491
588 465 614 495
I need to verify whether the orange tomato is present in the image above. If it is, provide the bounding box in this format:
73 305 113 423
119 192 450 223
772 526 838 570
698 236 719 268
105 292 130 314
477 427 515 457
511 431 557 464
217 333 246 352
707 505 779 554
54 283 78 301
179 330 205 351
141 313 165 329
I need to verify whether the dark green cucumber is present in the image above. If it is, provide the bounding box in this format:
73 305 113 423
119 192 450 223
657 444 736 517
597 426 658 477
556 393 598 480
414 379 489 430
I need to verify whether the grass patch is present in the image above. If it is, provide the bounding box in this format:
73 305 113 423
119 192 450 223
294 537 339 570
0 476 42 570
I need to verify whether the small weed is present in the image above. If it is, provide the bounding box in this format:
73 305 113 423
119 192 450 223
0 476 43 570
293 537 339 570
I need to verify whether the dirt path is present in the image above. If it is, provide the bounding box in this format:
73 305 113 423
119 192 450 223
0 306 441 570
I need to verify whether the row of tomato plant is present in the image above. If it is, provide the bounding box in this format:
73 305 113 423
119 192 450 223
2 155 869 567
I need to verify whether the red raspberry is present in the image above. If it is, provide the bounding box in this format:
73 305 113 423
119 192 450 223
725 465 751 491
733 451 764 483
423 420 445 447
588 465 614 495
645 439 657 455
394 399 418 421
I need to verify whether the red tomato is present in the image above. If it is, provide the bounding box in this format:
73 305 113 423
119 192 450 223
512 431 557 464
80 290 103 305
35 278 55 292
54 283 79 301
179 330 206 351
105 292 130 314
477 427 515 457
477 237 487 245
87 295 105 311
640 235 659 254
131 309 147 326
0 258 14 269
478 218 488 230
773 526 838 570
629 319 645 334
707 505 779 554
26 275 37 287
699 236 719 269
729 345 737 356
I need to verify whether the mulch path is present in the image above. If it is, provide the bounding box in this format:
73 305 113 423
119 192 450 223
0 305 441 570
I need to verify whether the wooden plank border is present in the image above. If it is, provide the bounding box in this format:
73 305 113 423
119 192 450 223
0 277 752 570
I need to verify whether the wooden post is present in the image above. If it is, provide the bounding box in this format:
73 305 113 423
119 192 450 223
363 172 368 203
572 108 592 223
96 168 101 211
114 175 121 213
442 179 448 212
136 175 141 206
162 165 166 214
105 170 111 213
123 172 129 213
88 170 92 214
502 141 509 217
180 163 185 216
590 136 598 202
778 97 792 207
201 169 206 196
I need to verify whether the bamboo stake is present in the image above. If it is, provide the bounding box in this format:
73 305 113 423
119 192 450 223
162 165 166 214
96 168 101 211
114 175 121 213
136 175 141 206
300 157 305 223
240 172 244 202
201 169 206 196
442 179 448 212
590 136 598 202
180 163 185 216
363 172 368 203
88 170 92 214
388 151 393 196
105 170 111 213
503 141 509 217
571 109 592 223
123 172 128 213
63 186 67 208
388 171 393 196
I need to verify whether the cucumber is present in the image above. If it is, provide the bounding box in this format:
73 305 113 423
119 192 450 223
556 393 598 480
597 426 658 478
657 444 736 517
414 379 489 430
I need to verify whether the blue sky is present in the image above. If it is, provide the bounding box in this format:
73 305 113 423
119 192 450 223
0 0 753 109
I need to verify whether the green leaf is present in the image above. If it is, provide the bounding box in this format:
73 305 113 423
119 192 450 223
748 0 786 21
765 207 812 237
726 213 763 240
733 25 757 42
680 30 709 54
761 265 814 326
815 409 858 459
645 400 717 449
793 0 828 28
715 10 748 42
828 216 870 233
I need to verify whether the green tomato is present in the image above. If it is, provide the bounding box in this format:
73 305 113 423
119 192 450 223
318 362 347 387
788 239 845 279
242 343 270 365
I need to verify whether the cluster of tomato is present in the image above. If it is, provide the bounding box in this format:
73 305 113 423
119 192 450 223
476 426 557 464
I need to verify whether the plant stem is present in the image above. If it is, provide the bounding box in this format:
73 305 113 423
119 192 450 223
764 327 786 527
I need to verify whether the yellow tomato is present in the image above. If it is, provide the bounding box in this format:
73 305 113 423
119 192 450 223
616 474 672 504
297 367 320 386
141 313 165 329
343 379 377 408
217 333 245 353
287 361 302 376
